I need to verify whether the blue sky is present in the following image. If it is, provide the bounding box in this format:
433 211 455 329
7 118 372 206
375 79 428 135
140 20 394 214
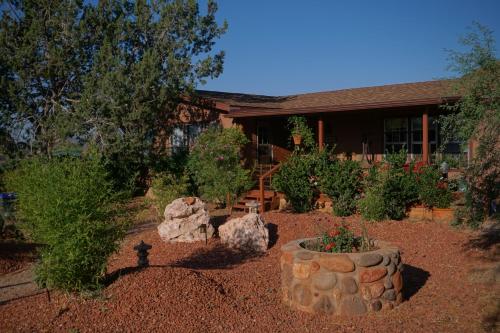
201 0 500 95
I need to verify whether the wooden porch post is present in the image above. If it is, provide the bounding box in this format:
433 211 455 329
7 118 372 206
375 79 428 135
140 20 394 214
422 109 429 164
318 116 324 151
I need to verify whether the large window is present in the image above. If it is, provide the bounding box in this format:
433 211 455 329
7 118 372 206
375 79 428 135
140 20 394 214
384 116 437 156
384 118 408 153
170 123 207 154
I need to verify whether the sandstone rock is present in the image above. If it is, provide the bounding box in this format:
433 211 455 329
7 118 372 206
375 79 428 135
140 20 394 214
218 213 269 253
382 255 390 266
293 284 312 306
282 265 294 286
319 255 355 273
382 289 397 301
357 253 383 267
384 276 393 289
332 288 342 302
371 300 382 311
370 282 385 298
360 267 387 283
296 251 314 260
281 252 294 266
313 296 334 314
293 262 311 279
310 261 320 273
312 272 337 290
361 285 371 300
341 277 358 294
341 296 367 315
382 302 394 310
158 197 213 243
392 271 403 292
387 262 396 276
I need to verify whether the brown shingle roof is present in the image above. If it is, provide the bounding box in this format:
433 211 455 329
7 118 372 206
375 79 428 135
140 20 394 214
197 79 460 117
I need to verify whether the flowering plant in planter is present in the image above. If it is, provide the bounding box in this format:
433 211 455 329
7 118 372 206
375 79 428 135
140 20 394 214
320 223 359 253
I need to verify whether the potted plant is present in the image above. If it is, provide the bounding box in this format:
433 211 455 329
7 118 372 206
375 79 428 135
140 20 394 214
288 116 310 146
417 166 453 223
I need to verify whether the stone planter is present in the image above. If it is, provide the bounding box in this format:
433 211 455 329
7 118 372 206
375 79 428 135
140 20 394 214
281 238 403 316
408 206 432 222
432 208 454 224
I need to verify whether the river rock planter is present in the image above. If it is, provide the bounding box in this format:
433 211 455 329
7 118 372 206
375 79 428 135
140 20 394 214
280 238 403 316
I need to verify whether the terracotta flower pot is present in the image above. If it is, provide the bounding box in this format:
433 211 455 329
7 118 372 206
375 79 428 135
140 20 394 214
432 208 454 224
408 206 432 221
292 134 302 145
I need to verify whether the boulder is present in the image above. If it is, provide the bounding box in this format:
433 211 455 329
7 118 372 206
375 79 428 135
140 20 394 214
157 197 214 243
218 213 269 253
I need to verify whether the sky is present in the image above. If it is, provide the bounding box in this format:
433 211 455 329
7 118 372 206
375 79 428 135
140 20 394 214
201 0 500 96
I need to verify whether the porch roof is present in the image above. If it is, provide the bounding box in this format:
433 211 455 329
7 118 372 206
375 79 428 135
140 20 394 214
197 79 460 118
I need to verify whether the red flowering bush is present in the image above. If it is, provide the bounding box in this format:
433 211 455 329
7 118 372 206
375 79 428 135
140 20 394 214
320 223 359 253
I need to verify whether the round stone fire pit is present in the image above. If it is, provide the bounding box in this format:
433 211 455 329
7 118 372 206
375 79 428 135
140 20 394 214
280 238 403 315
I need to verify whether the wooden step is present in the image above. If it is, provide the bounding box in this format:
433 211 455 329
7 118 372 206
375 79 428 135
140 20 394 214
244 189 275 200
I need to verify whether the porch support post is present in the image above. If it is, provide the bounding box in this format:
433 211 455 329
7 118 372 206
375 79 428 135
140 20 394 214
318 116 324 151
422 109 429 164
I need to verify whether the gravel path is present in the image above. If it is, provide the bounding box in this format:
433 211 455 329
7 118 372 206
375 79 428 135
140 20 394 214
0 212 497 332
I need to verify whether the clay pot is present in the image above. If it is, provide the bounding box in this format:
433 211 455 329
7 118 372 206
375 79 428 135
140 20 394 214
408 206 432 221
292 134 302 145
432 208 454 224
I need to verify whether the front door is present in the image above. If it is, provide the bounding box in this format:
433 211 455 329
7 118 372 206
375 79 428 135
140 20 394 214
257 123 273 165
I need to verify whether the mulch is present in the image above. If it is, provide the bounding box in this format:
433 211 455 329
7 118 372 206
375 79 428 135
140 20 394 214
0 211 498 332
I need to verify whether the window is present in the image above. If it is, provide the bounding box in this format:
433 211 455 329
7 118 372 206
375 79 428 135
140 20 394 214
170 123 207 154
384 118 408 153
410 116 438 156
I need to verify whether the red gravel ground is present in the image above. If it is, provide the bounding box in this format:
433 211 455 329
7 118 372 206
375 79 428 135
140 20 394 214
0 211 498 332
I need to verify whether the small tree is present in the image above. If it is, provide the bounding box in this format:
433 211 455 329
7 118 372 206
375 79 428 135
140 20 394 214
5 156 125 291
188 126 252 206
440 23 499 226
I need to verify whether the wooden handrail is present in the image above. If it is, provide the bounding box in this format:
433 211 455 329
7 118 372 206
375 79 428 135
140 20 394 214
259 163 282 213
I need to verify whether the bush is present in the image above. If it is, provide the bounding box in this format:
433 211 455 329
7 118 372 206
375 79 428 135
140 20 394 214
417 166 452 208
4 156 125 291
188 126 253 205
150 172 190 216
319 160 362 216
272 153 317 213
288 116 315 149
358 187 386 221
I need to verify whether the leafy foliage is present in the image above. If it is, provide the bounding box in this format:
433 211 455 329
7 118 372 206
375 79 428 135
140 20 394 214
287 116 316 150
417 166 452 208
320 224 358 253
319 160 362 216
440 23 499 226
188 126 252 205
150 172 190 217
4 156 125 291
0 0 227 191
358 151 419 221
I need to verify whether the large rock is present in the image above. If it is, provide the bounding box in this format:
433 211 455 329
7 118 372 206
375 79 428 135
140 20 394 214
157 197 213 243
218 213 269 253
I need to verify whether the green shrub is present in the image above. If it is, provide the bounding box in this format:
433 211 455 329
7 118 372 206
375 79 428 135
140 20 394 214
319 160 362 216
272 153 318 213
320 224 358 253
150 172 190 216
4 157 125 291
417 166 452 208
188 126 253 205
358 188 386 221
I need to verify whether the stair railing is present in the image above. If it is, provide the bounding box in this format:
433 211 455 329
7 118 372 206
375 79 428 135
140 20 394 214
259 163 282 213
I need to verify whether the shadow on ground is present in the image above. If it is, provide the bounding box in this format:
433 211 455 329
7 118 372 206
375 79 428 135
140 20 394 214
171 243 263 270
402 264 430 300
464 220 500 261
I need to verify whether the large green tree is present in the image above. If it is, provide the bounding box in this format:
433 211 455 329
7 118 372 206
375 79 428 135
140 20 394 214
441 23 499 226
1 0 227 186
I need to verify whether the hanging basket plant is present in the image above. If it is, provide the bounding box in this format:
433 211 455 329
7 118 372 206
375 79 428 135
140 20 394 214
288 116 314 148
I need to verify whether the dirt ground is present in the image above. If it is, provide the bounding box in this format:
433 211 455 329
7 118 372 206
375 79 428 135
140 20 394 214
0 210 498 333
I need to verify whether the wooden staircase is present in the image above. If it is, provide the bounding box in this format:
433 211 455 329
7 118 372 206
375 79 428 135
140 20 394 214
232 163 280 212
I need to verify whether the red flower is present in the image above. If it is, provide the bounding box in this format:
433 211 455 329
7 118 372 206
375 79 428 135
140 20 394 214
328 230 340 237
325 242 336 251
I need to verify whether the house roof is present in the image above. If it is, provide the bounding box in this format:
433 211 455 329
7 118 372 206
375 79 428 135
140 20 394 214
197 79 460 118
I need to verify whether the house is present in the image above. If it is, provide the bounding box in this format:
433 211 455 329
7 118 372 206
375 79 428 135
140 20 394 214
171 79 469 211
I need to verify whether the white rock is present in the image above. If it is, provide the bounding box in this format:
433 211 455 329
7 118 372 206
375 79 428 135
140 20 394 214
218 213 269 253
158 197 213 243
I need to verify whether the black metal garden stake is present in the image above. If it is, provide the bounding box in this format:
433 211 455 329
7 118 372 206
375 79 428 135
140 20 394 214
133 240 152 268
